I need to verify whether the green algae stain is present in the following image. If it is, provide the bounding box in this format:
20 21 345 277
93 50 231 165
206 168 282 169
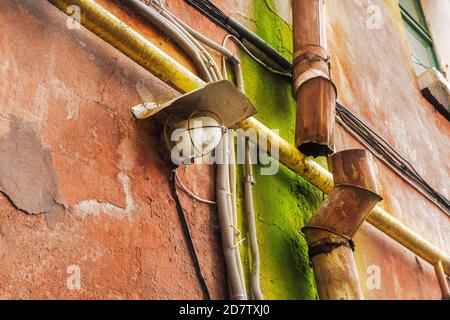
236 0 322 300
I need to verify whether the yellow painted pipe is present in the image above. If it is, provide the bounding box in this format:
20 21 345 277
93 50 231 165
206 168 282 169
47 0 450 275
239 118 334 192
368 206 450 273
48 0 204 93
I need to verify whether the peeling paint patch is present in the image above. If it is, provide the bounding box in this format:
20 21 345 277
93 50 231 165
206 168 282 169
66 100 80 120
72 172 134 217
0 119 60 214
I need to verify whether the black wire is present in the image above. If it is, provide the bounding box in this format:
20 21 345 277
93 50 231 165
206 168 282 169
186 0 228 24
185 0 239 37
336 102 450 215
170 169 212 300
185 0 292 71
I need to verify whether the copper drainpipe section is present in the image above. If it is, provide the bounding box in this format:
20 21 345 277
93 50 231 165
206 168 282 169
292 0 337 158
304 149 383 300
435 261 450 300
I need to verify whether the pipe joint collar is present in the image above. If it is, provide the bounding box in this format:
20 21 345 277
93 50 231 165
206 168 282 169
307 149 383 238
292 69 337 99
293 45 330 66
303 228 355 259
292 45 337 99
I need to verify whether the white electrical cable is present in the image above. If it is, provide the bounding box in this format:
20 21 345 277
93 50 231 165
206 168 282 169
145 1 248 299
221 34 265 300
175 170 216 205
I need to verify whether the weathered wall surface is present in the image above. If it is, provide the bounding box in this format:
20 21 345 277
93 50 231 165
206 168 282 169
326 0 450 299
422 0 450 77
0 0 449 300
0 0 226 299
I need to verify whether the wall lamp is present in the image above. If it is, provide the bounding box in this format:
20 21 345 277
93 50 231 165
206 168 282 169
131 80 257 164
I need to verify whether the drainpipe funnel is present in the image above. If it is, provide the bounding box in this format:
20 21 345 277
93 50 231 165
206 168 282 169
304 149 383 300
292 0 337 157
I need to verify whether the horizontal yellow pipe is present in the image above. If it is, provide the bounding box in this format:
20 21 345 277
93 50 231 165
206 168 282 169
48 0 450 275
48 0 203 93
239 118 334 192
368 206 450 272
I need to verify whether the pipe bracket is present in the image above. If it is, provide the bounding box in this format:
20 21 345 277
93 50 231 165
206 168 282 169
292 68 338 99
293 46 330 65
245 175 256 185
306 233 356 259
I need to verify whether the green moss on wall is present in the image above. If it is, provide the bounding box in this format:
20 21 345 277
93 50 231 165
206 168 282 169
235 0 322 300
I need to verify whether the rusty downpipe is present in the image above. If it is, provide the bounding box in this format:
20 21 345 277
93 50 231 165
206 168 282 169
292 0 336 157
304 150 383 300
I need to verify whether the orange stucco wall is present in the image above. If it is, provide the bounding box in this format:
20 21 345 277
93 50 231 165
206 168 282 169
0 0 449 300
0 0 228 299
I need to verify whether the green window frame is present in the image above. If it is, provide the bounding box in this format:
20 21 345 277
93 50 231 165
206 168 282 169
399 0 440 74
